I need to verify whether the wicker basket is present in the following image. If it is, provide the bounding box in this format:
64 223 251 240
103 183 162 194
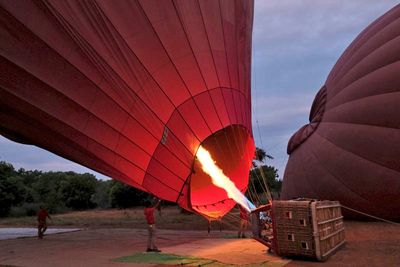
251 199 345 261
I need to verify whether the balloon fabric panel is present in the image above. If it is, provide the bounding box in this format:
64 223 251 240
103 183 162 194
0 0 255 218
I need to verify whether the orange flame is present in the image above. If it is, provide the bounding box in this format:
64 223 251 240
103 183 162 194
196 146 255 212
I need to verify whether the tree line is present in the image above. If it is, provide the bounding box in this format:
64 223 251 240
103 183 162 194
0 161 151 217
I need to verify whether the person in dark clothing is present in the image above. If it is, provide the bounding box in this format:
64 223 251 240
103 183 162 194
144 199 161 252
37 206 51 239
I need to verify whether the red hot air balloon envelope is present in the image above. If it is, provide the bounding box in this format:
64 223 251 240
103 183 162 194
0 0 255 219
282 4 400 221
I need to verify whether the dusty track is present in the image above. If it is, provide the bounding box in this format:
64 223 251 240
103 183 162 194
0 221 399 266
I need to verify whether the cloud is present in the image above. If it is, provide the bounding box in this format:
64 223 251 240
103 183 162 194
251 0 399 179
0 136 110 180
253 94 313 127
252 0 399 95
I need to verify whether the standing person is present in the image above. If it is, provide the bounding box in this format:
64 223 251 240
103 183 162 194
37 206 51 239
144 199 161 252
238 205 249 238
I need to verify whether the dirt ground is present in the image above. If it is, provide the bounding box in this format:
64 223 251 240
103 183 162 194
286 221 400 267
0 221 399 267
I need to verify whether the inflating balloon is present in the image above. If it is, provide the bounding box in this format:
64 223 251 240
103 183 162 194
0 0 255 219
283 4 400 221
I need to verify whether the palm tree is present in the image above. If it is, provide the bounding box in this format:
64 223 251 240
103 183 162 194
254 147 273 167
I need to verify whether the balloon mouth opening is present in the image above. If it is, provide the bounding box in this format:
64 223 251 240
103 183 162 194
189 125 255 219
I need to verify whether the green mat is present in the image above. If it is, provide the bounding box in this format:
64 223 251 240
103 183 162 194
114 252 288 267
114 252 216 266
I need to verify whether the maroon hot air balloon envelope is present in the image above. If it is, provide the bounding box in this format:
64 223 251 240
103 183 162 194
0 0 255 219
283 4 400 221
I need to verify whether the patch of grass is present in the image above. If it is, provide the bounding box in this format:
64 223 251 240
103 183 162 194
114 252 216 266
114 252 288 267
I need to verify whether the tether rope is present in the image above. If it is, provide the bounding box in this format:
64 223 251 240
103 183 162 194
340 204 400 226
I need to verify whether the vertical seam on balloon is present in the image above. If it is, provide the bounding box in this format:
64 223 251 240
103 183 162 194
92 1 214 196
97 0 214 196
220 1 254 200
197 1 242 160
51 3 190 182
231 1 253 158
133 0 220 199
170 2 238 200
218 0 246 158
136 1 213 141
39 1 194 173
218 0 236 119
171 0 225 131
228 1 254 174
60 0 196 164
217 2 249 185
171 1 222 138
197 0 253 205
196 0 233 127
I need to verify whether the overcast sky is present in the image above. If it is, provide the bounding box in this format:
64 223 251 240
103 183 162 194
0 0 398 180
251 0 399 178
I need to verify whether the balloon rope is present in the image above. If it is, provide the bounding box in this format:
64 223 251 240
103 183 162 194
249 177 262 204
257 165 273 201
246 181 258 206
249 162 272 203
340 205 400 226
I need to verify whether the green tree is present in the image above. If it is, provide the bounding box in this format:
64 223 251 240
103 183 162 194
91 180 112 209
253 147 274 167
0 161 15 176
248 148 282 201
31 172 68 213
0 162 26 216
17 168 42 203
109 180 149 208
250 165 281 193
59 173 97 210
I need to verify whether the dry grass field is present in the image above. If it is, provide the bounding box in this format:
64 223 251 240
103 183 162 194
0 206 241 231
